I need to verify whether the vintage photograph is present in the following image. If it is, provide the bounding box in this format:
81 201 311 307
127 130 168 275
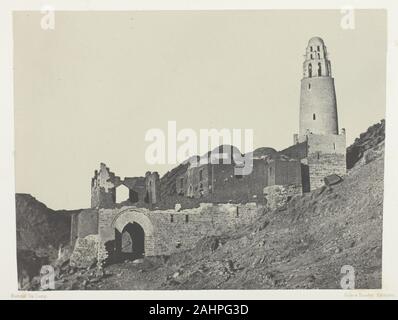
13 10 386 290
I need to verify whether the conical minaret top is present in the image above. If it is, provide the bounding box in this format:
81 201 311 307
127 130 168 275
302 37 332 78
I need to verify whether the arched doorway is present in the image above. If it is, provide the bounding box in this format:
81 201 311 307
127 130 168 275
111 209 156 260
115 222 145 260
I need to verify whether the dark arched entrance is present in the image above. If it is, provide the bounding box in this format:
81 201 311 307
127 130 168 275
115 222 145 261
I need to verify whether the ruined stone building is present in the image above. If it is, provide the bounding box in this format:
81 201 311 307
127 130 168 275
91 164 159 209
176 146 302 204
69 37 347 267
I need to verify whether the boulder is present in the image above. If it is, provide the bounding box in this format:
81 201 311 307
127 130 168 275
323 174 343 186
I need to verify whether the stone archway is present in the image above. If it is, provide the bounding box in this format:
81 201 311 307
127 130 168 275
111 209 155 257
117 222 145 260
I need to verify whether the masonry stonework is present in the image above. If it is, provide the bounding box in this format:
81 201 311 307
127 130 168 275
71 203 263 267
306 133 346 190
299 37 338 141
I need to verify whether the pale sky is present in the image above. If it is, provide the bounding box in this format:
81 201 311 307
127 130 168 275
14 10 386 209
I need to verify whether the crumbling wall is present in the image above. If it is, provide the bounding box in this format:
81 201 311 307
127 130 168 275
70 209 99 249
70 234 101 269
145 172 160 205
91 163 151 209
183 163 211 198
91 163 121 209
211 161 267 203
123 177 146 203
176 159 268 204
263 184 302 211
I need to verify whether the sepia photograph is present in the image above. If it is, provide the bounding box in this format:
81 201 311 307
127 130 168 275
1 1 397 304
12 9 387 292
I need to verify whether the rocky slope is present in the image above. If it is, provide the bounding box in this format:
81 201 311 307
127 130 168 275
16 194 74 253
346 119 385 169
15 194 79 288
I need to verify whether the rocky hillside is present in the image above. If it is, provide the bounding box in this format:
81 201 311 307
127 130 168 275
16 194 75 253
41 120 384 291
16 194 79 288
347 119 385 169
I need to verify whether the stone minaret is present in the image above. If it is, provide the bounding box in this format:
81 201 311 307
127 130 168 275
299 37 338 142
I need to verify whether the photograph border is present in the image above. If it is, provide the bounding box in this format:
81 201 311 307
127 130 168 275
1 0 397 300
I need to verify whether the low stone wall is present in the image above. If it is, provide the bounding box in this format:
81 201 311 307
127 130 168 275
70 202 264 268
70 234 101 269
99 203 263 257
